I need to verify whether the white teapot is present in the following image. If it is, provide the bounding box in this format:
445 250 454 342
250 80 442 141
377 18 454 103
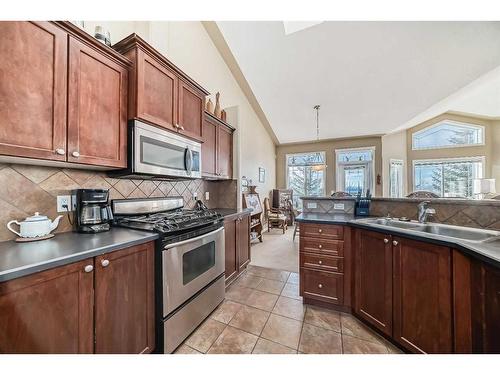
7 212 63 238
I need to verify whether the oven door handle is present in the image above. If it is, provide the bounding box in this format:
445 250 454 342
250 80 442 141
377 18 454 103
185 147 193 175
164 226 224 249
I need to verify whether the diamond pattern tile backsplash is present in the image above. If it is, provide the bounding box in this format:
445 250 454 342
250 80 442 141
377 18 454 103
0 163 237 242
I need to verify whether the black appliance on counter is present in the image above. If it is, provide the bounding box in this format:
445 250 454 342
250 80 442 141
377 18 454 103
111 196 224 354
355 189 371 216
73 189 113 233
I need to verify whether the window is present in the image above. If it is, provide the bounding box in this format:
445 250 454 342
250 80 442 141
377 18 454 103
286 152 326 208
413 157 484 198
336 147 374 196
412 120 484 150
389 159 404 198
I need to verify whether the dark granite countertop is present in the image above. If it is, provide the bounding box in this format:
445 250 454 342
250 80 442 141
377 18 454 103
214 207 253 220
0 228 158 283
296 212 500 268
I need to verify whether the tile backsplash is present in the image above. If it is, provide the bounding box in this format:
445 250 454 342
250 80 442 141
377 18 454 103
0 163 237 242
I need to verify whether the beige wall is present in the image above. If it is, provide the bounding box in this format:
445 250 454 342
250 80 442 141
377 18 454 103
382 130 407 197
276 137 383 196
83 21 277 205
406 112 498 192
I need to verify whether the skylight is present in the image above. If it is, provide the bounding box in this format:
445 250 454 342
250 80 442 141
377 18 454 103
283 21 324 35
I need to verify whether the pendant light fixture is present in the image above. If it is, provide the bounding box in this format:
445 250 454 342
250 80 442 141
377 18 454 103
312 104 327 171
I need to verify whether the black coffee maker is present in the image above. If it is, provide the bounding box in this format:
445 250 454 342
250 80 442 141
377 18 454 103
73 189 113 233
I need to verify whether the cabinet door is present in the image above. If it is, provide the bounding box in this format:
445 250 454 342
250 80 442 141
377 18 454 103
237 215 251 271
224 218 238 284
0 259 94 353
393 237 452 353
67 36 128 168
135 49 177 131
94 242 155 354
472 262 500 353
354 229 393 336
0 21 67 161
202 117 217 177
217 125 233 179
178 80 204 141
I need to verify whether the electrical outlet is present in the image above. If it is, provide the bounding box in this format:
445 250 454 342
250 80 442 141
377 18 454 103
205 191 210 201
307 202 317 209
193 192 198 200
334 203 345 210
57 195 72 213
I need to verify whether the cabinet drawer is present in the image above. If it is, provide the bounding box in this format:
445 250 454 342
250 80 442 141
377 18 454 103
300 238 344 257
300 223 344 240
301 268 344 305
300 252 343 273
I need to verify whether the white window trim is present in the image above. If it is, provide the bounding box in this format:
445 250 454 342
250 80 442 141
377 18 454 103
412 156 486 194
335 146 376 194
389 159 405 198
411 120 485 151
285 151 327 197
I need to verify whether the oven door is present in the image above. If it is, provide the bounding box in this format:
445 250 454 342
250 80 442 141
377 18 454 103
133 120 201 178
162 226 225 316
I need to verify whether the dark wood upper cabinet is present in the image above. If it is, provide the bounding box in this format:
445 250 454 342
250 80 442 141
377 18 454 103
113 34 208 142
354 229 393 336
94 242 155 354
0 259 94 354
393 237 452 354
178 79 204 141
0 21 68 161
202 112 234 179
202 115 218 177
224 217 238 284
217 123 233 179
237 215 251 271
67 36 128 168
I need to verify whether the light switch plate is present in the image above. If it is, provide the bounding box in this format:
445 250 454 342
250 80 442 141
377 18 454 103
334 203 345 210
307 202 317 209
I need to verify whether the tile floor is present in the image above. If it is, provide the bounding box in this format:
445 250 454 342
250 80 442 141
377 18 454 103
174 265 403 354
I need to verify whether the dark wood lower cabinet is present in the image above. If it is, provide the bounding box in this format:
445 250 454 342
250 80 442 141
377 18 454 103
94 242 155 354
0 241 155 354
224 213 251 285
392 237 452 354
354 229 393 336
0 259 94 354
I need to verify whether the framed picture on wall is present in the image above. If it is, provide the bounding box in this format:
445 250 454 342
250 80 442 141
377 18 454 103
259 167 265 183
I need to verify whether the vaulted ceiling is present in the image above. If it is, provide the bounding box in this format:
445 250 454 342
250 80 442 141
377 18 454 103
217 21 500 144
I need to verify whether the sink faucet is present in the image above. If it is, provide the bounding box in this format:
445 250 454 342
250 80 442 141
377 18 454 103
418 201 436 223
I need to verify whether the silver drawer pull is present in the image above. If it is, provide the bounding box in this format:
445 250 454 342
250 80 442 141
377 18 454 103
72 151 80 158
55 148 65 155
318 244 322 249
393 240 399 246
84 265 93 273
318 284 323 289
383 238 389 243
318 260 323 265
101 259 110 267
318 229 323 233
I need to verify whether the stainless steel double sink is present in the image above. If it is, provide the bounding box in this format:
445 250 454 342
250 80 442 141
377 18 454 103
357 217 500 243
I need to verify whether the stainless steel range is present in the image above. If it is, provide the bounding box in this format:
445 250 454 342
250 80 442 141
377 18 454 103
112 197 225 353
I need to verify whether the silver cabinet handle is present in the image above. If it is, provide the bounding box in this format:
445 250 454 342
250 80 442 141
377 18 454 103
393 240 399 246
318 229 323 233
318 244 322 249
101 259 110 267
384 238 389 243
72 151 80 158
179 124 185 131
84 265 93 273
174 124 179 129
318 260 323 265
55 148 65 155
318 284 323 289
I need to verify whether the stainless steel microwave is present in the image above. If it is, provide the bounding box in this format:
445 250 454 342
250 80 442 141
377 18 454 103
109 120 201 180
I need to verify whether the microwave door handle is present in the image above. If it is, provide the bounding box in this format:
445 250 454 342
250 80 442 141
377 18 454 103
185 148 193 174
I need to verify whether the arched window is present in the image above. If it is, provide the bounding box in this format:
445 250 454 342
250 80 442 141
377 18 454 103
412 120 484 150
